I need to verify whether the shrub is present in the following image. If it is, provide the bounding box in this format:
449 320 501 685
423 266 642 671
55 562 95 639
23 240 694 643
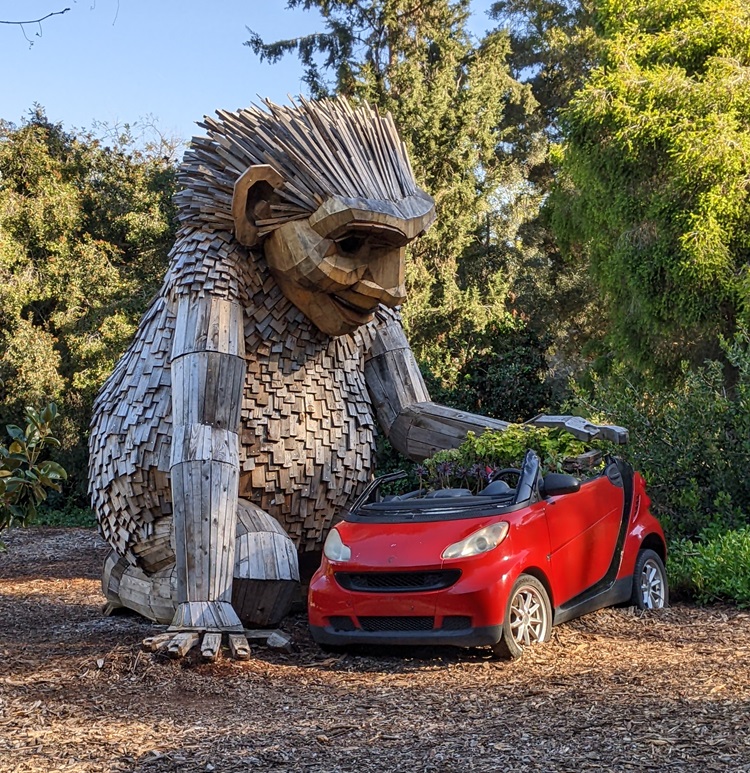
0 111 177 506
0 403 67 544
418 426 592 492
668 527 750 607
576 332 750 539
420 320 557 424
33 505 95 529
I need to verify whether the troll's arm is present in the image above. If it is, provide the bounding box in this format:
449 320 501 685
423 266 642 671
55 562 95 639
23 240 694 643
365 313 627 462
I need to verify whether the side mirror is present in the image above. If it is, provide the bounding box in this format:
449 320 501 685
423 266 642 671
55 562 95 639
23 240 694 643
540 473 581 497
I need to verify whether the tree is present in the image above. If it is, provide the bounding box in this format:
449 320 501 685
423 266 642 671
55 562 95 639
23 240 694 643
490 0 597 143
248 0 554 412
481 0 605 375
0 109 177 501
0 8 70 25
551 0 750 378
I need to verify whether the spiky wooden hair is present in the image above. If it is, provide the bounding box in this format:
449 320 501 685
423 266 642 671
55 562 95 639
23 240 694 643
176 97 421 238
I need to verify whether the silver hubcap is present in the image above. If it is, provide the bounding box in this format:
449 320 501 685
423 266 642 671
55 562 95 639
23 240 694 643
509 585 548 646
639 558 666 609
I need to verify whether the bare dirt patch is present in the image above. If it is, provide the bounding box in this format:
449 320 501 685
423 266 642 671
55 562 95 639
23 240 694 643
1 528 749 772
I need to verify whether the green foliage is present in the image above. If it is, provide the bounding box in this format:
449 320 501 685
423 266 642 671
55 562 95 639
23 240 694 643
668 527 750 606
490 0 598 139
450 323 554 421
0 403 67 541
552 0 750 377
463 425 586 469
577 332 750 539
0 108 177 502
481 0 605 377
33 505 96 529
418 425 589 490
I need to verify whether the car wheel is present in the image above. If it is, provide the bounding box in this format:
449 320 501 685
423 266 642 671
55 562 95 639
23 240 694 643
492 574 552 659
631 548 669 610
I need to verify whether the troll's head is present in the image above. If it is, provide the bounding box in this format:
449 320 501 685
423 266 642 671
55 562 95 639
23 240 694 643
179 97 435 336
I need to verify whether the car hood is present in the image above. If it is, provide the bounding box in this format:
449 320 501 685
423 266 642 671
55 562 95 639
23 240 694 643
332 515 501 570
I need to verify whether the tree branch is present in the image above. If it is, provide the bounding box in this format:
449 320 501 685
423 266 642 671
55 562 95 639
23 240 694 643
0 8 71 26
1 7 71 47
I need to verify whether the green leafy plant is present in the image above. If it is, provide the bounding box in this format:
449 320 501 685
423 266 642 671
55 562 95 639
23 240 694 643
552 0 750 378
576 331 750 539
668 527 750 607
417 426 592 492
32 505 95 529
0 403 68 543
0 110 177 506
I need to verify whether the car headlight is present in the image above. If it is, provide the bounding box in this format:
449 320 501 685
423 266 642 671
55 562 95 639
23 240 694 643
323 527 351 562
441 522 509 559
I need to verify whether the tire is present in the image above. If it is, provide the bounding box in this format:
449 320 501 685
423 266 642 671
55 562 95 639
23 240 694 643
492 574 552 659
631 548 669 610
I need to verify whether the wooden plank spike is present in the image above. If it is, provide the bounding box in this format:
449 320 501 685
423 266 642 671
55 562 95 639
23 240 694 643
243 628 274 644
201 632 222 662
266 631 294 653
228 633 251 660
142 632 174 652
166 632 200 659
102 601 121 618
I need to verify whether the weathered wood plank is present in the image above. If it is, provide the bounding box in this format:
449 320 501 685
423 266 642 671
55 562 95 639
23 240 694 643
201 632 222 661
166 632 200 658
142 633 173 652
228 633 251 660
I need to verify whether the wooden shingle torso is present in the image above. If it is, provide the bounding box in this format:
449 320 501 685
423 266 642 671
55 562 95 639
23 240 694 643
89 228 380 561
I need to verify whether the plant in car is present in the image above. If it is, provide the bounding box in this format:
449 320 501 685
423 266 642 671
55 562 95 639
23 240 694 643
417 450 494 493
418 426 597 493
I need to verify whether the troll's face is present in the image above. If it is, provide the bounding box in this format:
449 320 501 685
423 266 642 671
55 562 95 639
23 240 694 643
265 192 434 336
232 165 435 337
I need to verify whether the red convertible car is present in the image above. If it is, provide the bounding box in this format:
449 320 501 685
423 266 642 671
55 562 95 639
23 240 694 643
308 452 668 657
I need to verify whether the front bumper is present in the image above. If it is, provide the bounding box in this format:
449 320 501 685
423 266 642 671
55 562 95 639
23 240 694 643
310 622 503 648
308 553 515 650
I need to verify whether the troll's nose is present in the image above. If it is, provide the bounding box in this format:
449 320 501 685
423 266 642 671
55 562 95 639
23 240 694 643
354 247 407 308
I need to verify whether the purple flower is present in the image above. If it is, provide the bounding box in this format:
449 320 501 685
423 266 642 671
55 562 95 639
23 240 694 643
470 463 486 480
436 461 454 477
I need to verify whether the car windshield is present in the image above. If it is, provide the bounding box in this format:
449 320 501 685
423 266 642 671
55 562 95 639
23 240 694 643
347 454 541 522
351 487 518 522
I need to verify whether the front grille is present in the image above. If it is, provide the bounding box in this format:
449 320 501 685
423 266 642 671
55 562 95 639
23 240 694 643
441 616 471 630
335 570 461 593
328 616 356 632
358 616 435 632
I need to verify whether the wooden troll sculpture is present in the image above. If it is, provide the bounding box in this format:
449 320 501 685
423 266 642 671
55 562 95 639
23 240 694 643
89 97 622 659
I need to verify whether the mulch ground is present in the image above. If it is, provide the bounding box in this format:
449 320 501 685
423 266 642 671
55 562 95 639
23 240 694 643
1 528 749 773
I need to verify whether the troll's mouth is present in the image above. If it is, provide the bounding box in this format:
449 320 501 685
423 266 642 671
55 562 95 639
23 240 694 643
332 294 379 317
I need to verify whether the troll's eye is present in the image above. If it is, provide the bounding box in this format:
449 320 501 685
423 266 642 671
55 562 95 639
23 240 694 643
337 234 367 254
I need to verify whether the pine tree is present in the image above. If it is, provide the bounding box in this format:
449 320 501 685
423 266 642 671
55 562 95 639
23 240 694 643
248 0 552 409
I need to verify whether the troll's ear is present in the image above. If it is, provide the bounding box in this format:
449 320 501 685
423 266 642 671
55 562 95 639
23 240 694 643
232 165 285 247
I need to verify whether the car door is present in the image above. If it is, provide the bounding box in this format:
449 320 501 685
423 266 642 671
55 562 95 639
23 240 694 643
544 474 624 606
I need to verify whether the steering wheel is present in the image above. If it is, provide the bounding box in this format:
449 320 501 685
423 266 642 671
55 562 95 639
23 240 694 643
489 468 522 485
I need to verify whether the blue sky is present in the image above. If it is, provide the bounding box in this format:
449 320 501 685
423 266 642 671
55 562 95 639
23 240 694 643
1 1 497 143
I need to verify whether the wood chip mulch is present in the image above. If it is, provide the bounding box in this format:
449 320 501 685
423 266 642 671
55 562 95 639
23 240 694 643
1 528 749 772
